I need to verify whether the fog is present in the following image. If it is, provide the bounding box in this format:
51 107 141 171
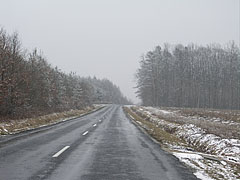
0 0 239 103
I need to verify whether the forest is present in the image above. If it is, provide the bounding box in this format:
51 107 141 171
0 28 130 119
135 43 240 110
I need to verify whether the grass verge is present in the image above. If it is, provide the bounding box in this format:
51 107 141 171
0 105 103 135
123 106 240 180
123 107 185 148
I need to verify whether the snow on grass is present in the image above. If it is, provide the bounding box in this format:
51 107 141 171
137 106 240 162
129 106 240 180
3 127 8 132
194 171 215 180
173 152 215 180
177 123 240 163
173 152 203 160
144 106 173 115
123 104 134 108
136 121 143 126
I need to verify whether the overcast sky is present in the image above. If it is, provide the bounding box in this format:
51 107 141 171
0 0 239 103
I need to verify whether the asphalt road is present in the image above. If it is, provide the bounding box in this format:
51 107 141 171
0 105 199 180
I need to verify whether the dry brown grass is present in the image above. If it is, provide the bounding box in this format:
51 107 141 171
0 106 98 135
124 106 240 180
157 106 240 123
123 107 185 147
178 108 240 123
137 106 240 139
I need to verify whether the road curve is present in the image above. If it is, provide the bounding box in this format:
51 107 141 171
0 105 199 180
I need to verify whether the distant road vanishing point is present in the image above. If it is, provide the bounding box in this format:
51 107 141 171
0 105 199 180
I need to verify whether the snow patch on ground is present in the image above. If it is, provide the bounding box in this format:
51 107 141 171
194 171 215 180
124 105 134 108
173 152 203 160
145 107 173 115
173 152 214 180
177 123 240 163
132 106 240 180
136 121 142 126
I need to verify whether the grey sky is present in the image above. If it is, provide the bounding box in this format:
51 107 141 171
0 0 239 103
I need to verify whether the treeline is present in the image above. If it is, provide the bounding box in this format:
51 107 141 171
87 77 131 105
135 43 240 110
0 28 130 119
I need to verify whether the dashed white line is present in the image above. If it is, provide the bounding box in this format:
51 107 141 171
52 146 70 158
82 131 89 136
93 124 97 127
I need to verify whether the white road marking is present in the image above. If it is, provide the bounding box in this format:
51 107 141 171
93 124 97 127
52 146 70 158
82 131 89 136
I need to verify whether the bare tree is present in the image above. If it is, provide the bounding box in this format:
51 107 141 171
135 42 240 110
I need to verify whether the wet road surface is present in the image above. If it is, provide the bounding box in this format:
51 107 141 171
0 105 199 180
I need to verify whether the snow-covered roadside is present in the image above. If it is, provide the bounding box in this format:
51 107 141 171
172 152 215 180
177 123 240 163
128 106 240 180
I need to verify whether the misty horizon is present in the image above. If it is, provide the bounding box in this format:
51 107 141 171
0 0 239 103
